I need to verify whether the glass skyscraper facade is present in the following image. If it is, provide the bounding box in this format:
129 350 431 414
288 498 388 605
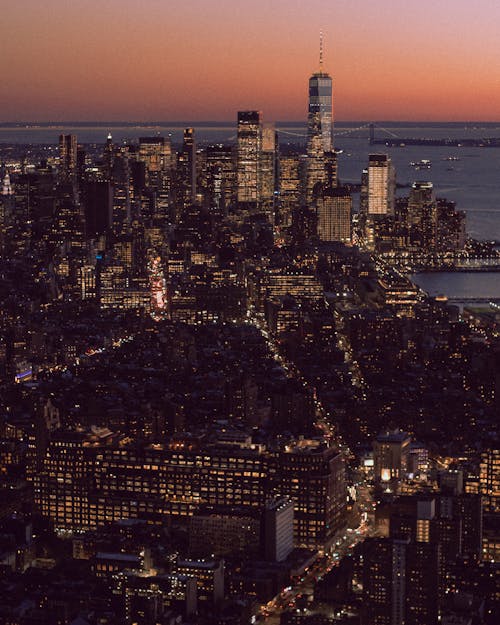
307 71 333 153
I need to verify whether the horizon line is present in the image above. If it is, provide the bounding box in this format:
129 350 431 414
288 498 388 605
2 120 500 126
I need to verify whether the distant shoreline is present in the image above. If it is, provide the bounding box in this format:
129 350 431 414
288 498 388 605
1 121 500 129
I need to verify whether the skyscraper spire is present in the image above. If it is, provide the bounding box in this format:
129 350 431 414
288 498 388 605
2 170 12 196
319 30 324 73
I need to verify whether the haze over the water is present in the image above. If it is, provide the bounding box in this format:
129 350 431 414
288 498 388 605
2 0 500 122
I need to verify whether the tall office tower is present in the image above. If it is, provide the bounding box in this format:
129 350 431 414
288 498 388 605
259 122 278 222
368 154 395 216
307 35 333 153
279 155 301 227
0 170 14 253
305 133 325 205
51 183 85 251
205 145 236 214
237 110 262 208
408 181 434 220
0 170 14 223
408 181 437 248
1 169 12 196
324 150 338 188
180 127 197 203
103 132 114 180
359 168 369 214
82 180 113 238
316 186 352 243
306 36 333 204
138 136 172 190
58 134 77 181
111 149 131 234
76 145 86 186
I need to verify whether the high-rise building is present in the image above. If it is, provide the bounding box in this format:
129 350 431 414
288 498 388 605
373 430 411 485
111 149 131 234
408 181 435 224
82 180 113 237
260 122 278 222
360 168 369 214
306 36 333 205
279 155 301 227
237 111 262 207
59 134 77 182
362 537 408 625
307 35 333 153
324 150 338 188
367 154 395 216
138 136 172 189
205 144 235 214
480 449 499 513
277 439 346 548
181 127 197 203
408 181 437 248
316 186 352 243
364 498 441 625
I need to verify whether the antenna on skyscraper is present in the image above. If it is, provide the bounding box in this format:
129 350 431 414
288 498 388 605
319 30 324 72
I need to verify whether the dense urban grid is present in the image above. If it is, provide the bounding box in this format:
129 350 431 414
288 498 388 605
0 53 499 625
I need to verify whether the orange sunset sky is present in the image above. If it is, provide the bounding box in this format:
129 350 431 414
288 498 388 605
2 0 500 121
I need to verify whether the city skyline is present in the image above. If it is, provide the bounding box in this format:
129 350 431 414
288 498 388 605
2 0 500 122
0 3 498 624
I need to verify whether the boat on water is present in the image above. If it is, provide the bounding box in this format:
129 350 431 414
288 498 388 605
409 159 432 169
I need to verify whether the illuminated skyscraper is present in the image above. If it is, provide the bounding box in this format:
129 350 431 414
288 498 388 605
139 136 172 188
1 170 12 197
237 110 262 207
182 127 197 203
367 154 395 216
59 134 77 181
408 181 437 248
279 155 300 227
306 35 334 204
307 35 333 153
205 144 235 214
316 186 352 243
480 449 499 513
260 122 278 222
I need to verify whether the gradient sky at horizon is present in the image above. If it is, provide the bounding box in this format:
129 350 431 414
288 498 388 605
2 0 500 122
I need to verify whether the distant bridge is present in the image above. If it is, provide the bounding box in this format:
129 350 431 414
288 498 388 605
368 123 500 148
418 264 500 273
444 297 500 304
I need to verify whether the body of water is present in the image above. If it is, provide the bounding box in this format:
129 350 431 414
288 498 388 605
412 272 500 303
